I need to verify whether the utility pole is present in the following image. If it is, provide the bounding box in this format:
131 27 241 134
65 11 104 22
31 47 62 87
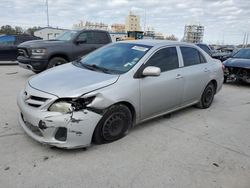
245 33 249 48
242 32 246 48
46 0 50 27
144 9 147 33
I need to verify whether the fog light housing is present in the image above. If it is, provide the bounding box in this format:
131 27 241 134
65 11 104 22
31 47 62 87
38 120 47 130
55 127 67 141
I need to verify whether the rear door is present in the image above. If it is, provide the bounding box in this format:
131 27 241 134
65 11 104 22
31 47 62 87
179 46 211 105
139 46 184 120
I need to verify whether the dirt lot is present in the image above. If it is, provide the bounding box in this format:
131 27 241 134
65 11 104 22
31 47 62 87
0 65 250 188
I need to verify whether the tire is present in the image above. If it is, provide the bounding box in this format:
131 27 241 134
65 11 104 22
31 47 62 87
32 70 42 74
196 82 215 109
93 104 132 144
47 57 68 69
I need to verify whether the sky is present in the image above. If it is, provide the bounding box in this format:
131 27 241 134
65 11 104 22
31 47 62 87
0 0 250 45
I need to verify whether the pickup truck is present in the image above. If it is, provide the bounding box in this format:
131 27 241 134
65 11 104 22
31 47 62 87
17 30 112 73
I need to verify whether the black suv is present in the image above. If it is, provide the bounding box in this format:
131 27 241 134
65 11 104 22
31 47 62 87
17 30 112 73
0 34 41 61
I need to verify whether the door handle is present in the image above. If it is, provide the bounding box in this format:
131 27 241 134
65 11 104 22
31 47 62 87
176 74 183 79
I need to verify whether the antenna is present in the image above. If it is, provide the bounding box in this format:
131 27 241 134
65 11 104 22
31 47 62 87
46 0 50 27
144 9 147 33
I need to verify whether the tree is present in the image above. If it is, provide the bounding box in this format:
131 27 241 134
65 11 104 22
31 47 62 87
26 26 42 35
14 26 23 34
165 34 178 41
0 25 16 34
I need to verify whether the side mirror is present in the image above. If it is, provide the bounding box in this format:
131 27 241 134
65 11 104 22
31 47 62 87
142 66 161 77
75 38 87 44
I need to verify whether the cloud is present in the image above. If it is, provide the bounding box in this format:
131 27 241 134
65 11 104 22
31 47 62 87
0 0 249 44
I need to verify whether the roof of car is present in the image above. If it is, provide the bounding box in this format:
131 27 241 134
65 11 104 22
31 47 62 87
119 40 195 47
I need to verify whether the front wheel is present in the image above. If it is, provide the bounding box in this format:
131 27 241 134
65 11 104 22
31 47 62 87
196 83 215 109
47 57 68 69
93 104 132 144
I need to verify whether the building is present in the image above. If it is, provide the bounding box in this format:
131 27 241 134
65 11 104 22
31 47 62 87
73 20 108 31
125 12 141 32
111 24 125 33
144 26 155 39
154 32 165 40
34 27 67 40
109 32 127 42
183 24 204 43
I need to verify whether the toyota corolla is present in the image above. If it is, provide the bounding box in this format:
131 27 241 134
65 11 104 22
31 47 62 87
17 40 224 149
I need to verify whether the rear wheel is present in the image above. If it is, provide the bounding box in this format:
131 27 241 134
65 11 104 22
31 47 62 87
196 82 215 109
47 57 68 69
93 104 132 144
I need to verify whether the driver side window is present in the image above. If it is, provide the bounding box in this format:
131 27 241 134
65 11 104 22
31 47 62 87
146 47 179 72
77 32 94 44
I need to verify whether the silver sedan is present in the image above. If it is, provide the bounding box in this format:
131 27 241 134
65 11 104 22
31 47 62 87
17 40 224 149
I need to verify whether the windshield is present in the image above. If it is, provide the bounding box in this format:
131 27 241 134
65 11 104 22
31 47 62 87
56 31 77 41
79 43 152 74
233 49 250 59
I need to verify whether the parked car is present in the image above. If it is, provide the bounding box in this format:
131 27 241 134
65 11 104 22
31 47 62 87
223 48 250 84
196 43 231 62
196 43 213 57
17 40 224 149
17 30 112 73
0 34 41 61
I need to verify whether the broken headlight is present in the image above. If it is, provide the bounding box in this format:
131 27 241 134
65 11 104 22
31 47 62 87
48 97 95 113
49 102 73 113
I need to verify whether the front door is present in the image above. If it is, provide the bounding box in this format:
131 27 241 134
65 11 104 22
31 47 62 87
72 31 99 59
139 46 184 120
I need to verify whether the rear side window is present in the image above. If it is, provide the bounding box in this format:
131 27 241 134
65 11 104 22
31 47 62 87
181 47 206 66
146 47 179 72
93 32 110 44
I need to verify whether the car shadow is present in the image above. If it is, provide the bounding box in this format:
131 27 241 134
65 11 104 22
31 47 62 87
224 80 250 88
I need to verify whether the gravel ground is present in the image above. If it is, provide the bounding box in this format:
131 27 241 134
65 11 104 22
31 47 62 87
0 65 250 188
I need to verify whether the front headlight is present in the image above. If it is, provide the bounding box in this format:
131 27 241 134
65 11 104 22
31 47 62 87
49 102 73 113
31 48 47 56
48 97 95 113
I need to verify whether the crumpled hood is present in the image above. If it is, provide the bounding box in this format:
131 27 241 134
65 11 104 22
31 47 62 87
18 40 68 48
29 63 119 98
224 58 250 69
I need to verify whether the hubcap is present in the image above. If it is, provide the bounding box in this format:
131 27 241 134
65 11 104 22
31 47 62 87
204 88 213 105
102 113 125 141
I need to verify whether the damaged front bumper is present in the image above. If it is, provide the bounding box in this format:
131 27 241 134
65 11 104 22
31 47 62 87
224 67 250 83
17 90 102 149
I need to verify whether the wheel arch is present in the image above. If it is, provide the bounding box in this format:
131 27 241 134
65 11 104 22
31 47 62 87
49 53 70 62
210 79 218 94
113 101 137 126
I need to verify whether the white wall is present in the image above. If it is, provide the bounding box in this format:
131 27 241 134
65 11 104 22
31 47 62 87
34 28 66 40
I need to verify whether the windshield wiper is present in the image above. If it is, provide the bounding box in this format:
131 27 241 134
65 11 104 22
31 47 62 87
81 63 112 74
